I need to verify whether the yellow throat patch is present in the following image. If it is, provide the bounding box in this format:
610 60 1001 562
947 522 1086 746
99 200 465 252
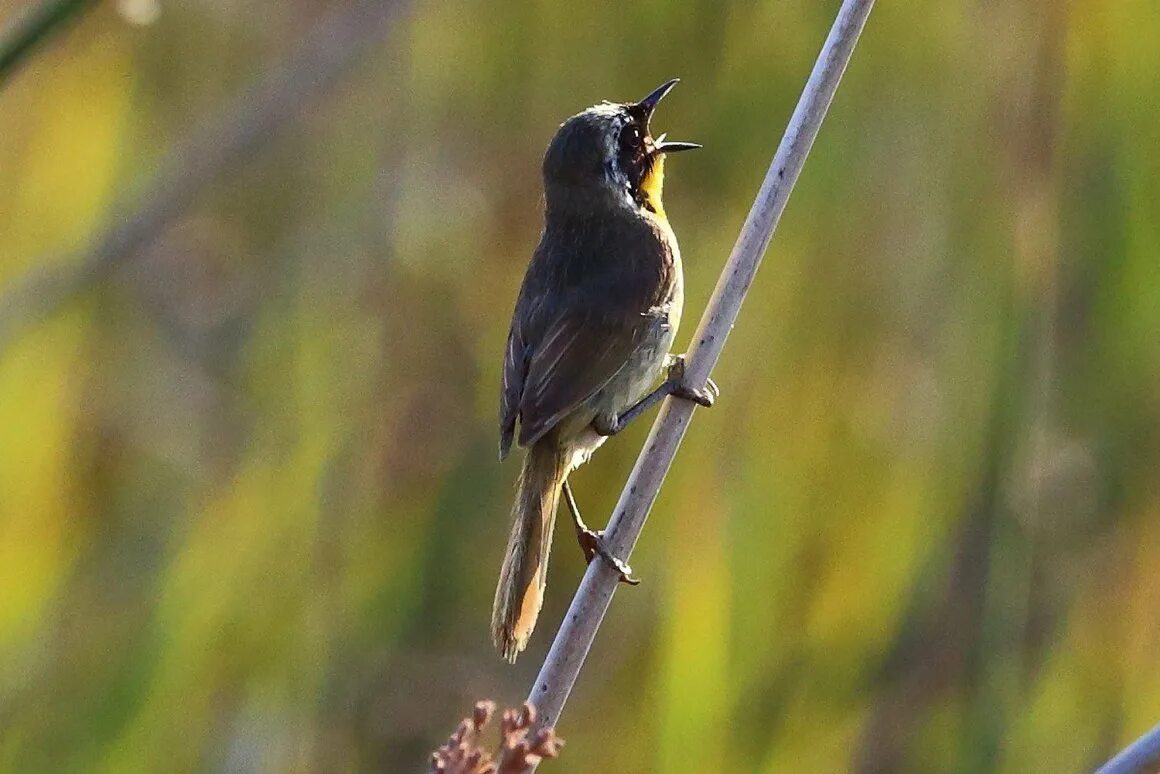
640 153 666 218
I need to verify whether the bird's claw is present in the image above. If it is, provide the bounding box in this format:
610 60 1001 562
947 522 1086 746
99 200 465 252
666 355 719 408
577 528 640 585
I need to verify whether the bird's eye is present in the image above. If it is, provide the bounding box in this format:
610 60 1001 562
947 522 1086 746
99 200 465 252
619 124 644 163
616 121 648 190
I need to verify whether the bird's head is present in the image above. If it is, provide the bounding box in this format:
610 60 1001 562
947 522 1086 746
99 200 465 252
542 79 699 218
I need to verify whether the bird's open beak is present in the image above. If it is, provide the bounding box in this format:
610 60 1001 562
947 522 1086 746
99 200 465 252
635 79 680 120
654 139 702 153
634 79 701 154
651 132 701 154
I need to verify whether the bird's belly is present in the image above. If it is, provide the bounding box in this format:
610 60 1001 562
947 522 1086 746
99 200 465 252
595 325 674 414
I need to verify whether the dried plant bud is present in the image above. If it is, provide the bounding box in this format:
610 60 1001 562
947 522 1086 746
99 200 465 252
496 702 563 773
528 728 565 759
473 701 497 730
431 701 561 774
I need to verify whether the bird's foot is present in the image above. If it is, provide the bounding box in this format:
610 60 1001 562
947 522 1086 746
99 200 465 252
576 528 640 585
592 414 619 437
665 354 719 408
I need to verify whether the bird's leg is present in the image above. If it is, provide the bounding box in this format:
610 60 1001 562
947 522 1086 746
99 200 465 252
561 480 640 585
592 354 719 437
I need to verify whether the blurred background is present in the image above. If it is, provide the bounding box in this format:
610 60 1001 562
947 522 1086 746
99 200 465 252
1 0 1158 771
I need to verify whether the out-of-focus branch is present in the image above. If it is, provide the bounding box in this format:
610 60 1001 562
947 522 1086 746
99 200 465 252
1097 722 1160 774
524 0 876 750
0 0 409 354
0 0 96 86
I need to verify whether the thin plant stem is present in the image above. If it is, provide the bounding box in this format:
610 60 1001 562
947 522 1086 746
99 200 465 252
1097 722 1160 774
524 0 877 751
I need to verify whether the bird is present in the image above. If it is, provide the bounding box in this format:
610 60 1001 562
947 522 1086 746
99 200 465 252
492 79 716 662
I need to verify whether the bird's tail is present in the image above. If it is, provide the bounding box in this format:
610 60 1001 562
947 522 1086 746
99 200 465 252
492 438 568 662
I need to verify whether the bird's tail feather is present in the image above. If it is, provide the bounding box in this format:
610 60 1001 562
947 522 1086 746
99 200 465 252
492 439 567 662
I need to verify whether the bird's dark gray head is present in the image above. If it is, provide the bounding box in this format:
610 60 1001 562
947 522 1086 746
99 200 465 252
542 79 699 215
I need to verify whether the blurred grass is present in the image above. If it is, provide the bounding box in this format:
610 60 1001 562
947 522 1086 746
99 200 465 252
0 0 1158 771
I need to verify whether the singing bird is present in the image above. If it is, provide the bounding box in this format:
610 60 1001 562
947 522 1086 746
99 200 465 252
493 80 716 662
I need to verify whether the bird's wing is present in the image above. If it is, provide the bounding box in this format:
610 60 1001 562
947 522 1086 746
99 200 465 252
499 314 529 459
519 301 654 447
500 284 659 457
511 297 659 451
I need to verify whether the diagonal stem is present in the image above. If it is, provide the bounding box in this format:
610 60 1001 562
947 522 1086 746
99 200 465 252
1097 722 1160 774
524 0 877 750
0 0 96 87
